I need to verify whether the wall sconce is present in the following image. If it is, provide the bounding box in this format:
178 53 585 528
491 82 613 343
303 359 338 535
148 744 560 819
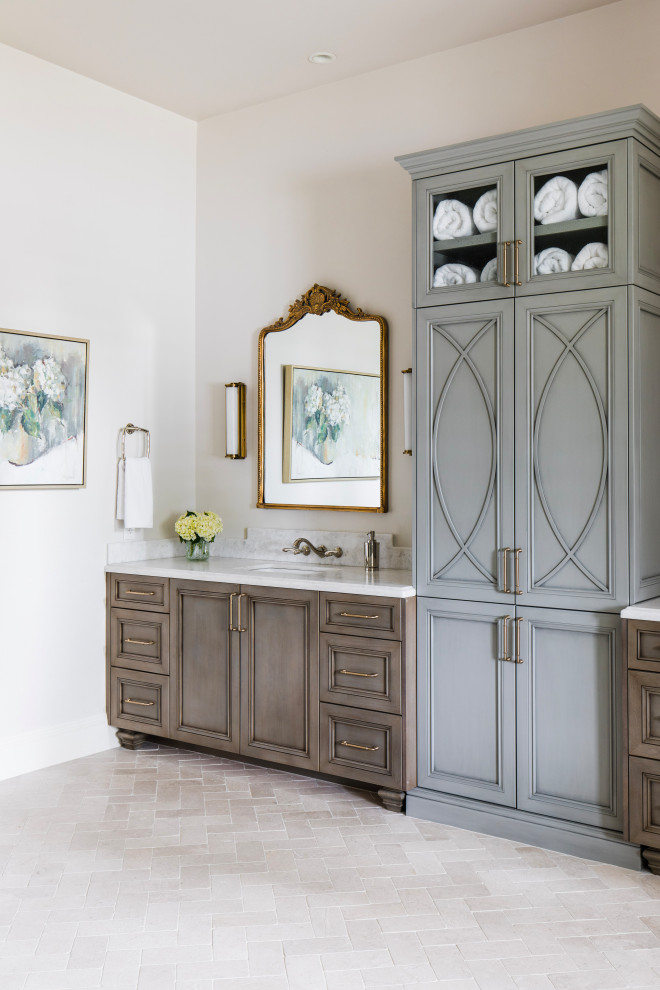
225 382 246 459
402 368 412 455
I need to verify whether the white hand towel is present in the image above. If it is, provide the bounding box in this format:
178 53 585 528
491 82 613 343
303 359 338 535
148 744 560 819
122 457 153 529
534 175 579 225
571 242 609 270
116 459 126 520
433 263 479 287
480 258 498 282
534 247 574 275
473 189 498 233
432 199 475 239
578 170 608 216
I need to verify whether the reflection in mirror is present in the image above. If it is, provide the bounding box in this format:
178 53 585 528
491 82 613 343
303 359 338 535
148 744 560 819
258 285 387 511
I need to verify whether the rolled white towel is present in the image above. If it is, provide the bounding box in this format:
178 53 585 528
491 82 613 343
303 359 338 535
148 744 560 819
432 198 475 240
571 242 609 270
534 247 574 275
480 258 498 282
433 263 479 287
473 188 498 233
578 170 608 216
534 175 579 225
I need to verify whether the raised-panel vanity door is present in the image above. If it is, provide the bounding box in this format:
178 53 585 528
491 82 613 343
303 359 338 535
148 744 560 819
416 302 515 603
515 606 622 830
240 585 319 771
513 288 628 611
417 597 516 807
170 579 241 752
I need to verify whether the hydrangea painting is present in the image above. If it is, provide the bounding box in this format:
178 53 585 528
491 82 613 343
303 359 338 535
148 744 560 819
283 365 380 482
0 328 88 488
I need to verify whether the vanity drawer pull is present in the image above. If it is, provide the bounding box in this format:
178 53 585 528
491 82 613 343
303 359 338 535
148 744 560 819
125 589 156 597
338 669 379 678
339 740 380 752
124 698 155 707
125 638 156 646
339 612 380 620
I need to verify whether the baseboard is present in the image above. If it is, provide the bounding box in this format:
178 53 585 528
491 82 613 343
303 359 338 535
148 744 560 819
406 788 643 871
0 713 119 782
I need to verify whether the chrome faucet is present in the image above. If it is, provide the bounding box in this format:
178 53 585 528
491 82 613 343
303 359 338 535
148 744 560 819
282 537 343 559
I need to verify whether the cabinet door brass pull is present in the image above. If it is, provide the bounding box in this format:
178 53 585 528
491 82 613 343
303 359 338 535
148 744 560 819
236 593 247 633
125 638 156 646
515 617 524 664
125 698 155 707
125 589 156 596
338 669 379 678
229 592 237 632
502 241 511 287
501 616 512 662
501 548 512 594
514 239 522 286
339 612 380 620
339 740 380 752
514 548 523 595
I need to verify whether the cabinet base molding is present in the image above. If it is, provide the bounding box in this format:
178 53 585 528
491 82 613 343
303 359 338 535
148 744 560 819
642 848 660 875
115 729 148 750
378 788 406 812
406 788 642 871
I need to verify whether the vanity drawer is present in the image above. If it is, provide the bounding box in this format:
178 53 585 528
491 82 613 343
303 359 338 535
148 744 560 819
319 703 402 788
109 574 169 613
110 668 169 736
319 633 401 714
629 755 660 845
320 593 401 640
628 621 660 673
629 669 660 759
110 608 169 674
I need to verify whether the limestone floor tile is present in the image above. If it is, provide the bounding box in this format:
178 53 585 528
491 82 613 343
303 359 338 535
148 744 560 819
2 745 660 990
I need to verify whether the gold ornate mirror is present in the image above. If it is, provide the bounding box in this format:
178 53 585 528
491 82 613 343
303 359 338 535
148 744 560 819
257 285 387 512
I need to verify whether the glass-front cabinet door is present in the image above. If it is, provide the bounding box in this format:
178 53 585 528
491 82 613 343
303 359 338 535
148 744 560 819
514 141 627 295
415 162 515 307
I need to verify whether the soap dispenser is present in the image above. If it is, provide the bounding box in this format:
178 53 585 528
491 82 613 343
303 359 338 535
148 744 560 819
364 530 379 571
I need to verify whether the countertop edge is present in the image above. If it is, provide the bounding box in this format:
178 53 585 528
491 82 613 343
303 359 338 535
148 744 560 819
105 556 416 598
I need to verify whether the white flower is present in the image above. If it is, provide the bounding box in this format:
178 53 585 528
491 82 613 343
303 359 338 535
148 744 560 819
323 385 350 428
0 364 30 411
0 345 14 375
304 384 323 418
33 357 66 403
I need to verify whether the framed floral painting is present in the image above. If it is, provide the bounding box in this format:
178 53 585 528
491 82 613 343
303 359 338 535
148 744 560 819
0 327 89 489
282 365 380 483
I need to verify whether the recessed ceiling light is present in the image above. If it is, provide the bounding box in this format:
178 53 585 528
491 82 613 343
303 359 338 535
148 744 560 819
308 52 336 64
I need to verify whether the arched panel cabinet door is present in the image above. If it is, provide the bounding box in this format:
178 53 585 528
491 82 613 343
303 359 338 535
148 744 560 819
416 301 515 603
513 287 628 612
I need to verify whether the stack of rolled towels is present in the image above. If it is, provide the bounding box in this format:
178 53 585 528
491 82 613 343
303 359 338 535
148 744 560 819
532 169 609 273
433 188 499 285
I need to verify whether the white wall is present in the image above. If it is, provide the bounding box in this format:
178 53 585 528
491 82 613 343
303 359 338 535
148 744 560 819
195 0 660 546
0 43 197 779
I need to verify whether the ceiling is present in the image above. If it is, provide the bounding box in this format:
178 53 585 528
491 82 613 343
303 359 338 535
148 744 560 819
0 0 619 121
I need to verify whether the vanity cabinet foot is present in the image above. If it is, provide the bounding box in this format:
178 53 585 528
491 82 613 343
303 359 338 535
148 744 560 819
116 728 148 750
378 788 406 812
643 849 660 875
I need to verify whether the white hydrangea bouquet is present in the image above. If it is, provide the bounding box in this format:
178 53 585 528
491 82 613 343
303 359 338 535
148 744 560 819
303 382 350 464
175 510 223 561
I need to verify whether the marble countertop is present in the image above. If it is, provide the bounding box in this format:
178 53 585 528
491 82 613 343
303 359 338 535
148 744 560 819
105 556 415 598
621 597 660 621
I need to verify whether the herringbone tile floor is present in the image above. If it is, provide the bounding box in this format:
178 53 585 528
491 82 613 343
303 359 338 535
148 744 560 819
1 746 660 989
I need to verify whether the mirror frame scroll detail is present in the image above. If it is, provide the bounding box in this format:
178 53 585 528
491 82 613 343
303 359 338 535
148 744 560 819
257 284 388 512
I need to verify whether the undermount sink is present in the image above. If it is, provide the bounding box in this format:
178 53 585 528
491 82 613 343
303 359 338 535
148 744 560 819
247 564 338 575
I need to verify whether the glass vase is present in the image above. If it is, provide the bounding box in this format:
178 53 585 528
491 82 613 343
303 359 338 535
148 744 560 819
186 539 210 561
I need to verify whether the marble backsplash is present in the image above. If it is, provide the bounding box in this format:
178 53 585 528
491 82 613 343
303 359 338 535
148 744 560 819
107 526 412 570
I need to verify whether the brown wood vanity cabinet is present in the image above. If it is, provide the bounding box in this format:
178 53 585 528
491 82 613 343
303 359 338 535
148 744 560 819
625 618 660 871
106 575 416 810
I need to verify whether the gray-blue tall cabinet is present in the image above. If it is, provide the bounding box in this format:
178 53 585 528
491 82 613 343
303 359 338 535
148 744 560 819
397 105 660 868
